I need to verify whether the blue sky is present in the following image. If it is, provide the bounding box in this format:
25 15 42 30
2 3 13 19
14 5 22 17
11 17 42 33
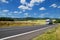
0 0 60 18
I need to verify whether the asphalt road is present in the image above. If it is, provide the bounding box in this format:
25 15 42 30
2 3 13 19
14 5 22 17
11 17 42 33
0 24 56 40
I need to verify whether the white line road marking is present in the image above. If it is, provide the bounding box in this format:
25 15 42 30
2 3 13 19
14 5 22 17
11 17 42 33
0 25 54 40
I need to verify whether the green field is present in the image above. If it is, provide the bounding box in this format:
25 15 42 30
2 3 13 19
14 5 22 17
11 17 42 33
32 24 60 40
0 20 46 28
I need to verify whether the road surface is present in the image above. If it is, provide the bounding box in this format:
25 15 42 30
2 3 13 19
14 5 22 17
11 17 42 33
0 24 57 40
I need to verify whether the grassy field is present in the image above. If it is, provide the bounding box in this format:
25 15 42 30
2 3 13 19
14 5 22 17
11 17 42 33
0 20 46 28
32 24 60 40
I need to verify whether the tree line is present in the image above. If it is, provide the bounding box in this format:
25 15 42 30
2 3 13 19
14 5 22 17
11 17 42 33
0 17 60 23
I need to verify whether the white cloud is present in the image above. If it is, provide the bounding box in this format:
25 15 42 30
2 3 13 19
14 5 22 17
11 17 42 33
20 0 27 4
23 10 26 12
2 10 9 12
18 0 45 10
39 14 44 18
39 7 46 10
24 13 29 17
8 13 12 15
50 4 57 8
27 3 34 7
45 13 49 15
39 13 49 18
30 0 45 4
28 0 45 7
24 13 28 16
0 11 2 13
58 17 60 18
14 11 19 13
11 16 15 18
1 14 6 16
9 12 13 13
18 5 32 10
19 11 22 14
34 13 37 15
0 0 9 3
58 6 60 8
40 14 45 16
50 4 60 9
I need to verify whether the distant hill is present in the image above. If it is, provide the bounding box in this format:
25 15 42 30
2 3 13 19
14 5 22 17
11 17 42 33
0 17 59 21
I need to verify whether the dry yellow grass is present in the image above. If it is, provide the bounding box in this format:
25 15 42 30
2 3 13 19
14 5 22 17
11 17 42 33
56 25 60 40
0 20 46 28
32 24 60 40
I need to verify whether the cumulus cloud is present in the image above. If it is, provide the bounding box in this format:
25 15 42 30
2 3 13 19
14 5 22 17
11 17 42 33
28 0 45 7
39 14 45 18
2 10 9 12
13 11 19 13
18 0 45 10
0 11 2 13
8 13 12 15
30 0 45 4
50 4 57 8
20 0 27 4
50 3 60 9
24 13 28 16
18 5 32 10
39 7 46 10
27 3 34 7
24 13 29 17
58 6 60 8
40 14 45 17
11 16 15 18
0 0 9 3
39 13 49 18
1 14 6 16
19 11 22 14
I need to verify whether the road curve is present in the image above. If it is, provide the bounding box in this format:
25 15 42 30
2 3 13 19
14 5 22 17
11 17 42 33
0 24 57 40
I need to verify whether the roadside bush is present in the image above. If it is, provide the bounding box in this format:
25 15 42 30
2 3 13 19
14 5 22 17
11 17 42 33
54 19 60 23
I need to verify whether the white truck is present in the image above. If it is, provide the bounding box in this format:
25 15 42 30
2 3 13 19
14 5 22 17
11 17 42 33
46 19 53 25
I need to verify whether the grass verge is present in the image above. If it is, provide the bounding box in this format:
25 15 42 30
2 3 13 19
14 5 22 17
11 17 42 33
32 24 60 40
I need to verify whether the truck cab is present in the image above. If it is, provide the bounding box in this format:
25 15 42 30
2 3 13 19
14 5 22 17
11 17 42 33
46 19 53 25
